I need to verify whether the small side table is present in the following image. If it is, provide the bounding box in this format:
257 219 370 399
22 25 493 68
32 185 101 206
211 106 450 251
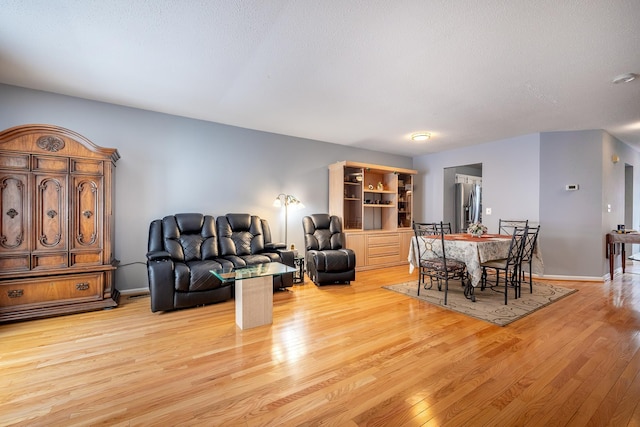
293 256 305 284
211 262 297 329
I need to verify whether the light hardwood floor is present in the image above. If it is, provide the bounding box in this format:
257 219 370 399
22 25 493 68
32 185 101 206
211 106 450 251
2 264 640 426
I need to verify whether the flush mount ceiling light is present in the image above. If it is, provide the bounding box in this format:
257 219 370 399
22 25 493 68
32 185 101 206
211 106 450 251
410 132 431 141
612 73 639 84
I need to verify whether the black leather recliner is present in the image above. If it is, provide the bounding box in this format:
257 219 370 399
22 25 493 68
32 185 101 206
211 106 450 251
146 213 293 313
302 214 356 285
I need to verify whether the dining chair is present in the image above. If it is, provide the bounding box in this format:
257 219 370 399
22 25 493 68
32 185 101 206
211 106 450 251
412 221 470 305
435 222 452 234
520 225 541 293
411 222 436 291
498 219 529 235
480 225 528 305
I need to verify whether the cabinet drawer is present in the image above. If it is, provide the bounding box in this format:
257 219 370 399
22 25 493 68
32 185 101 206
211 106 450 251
0 152 29 170
366 254 401 266
0 273 103 310
32 253 68 270
70 251 103 266
368 245 400 257
32 155 69 172
367 234 400 247
0 255 30 271
71 159 103 175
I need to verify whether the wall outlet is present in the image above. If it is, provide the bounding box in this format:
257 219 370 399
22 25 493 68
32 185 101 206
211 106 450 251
485 208 492 215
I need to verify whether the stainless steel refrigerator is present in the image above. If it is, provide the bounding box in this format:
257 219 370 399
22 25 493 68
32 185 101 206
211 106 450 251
454 183 481 233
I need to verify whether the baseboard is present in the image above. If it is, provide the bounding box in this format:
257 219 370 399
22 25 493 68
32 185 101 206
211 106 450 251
530 274 605 282
119 287 150 297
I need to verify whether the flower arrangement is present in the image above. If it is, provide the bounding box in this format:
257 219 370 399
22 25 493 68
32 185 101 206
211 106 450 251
467 222 488 237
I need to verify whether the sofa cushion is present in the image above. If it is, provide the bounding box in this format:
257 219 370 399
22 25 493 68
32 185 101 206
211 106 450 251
222 253 275 268
174 260 229 292
312 249 354 272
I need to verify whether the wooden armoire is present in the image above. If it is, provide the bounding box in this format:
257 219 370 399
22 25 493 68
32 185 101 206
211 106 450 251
0 124 120 322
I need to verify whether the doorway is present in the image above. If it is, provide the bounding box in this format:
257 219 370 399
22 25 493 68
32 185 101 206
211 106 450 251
625 164 636 256
443 163 482 232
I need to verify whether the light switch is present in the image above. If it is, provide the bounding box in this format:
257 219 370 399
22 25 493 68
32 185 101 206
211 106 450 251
485 208 492 215
607 204 611 213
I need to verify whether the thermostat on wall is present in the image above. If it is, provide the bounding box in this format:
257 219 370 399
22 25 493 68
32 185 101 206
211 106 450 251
565 184 579 191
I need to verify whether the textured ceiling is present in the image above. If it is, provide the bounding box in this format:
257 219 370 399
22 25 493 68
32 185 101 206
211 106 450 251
1 0 639 156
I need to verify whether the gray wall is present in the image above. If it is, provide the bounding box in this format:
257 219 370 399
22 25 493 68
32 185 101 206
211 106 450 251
539 130 604 278
413 133 541 233
0 84 412 292
539 130 640 278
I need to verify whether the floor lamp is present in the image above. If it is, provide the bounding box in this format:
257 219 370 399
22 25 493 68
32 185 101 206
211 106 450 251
273 193 304 249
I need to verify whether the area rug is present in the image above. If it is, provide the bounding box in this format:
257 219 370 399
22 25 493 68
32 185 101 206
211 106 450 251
382 280 577 326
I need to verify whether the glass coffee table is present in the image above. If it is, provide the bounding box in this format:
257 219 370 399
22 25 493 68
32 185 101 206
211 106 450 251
211 262 296 330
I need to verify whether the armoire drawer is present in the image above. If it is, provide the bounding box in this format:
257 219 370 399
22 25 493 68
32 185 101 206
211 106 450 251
0 273 103 310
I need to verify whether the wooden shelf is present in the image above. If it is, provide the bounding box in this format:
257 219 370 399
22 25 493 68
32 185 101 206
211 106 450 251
329 161 417 271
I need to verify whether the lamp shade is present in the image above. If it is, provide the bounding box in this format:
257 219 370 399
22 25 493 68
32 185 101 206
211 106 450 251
274 193 303 207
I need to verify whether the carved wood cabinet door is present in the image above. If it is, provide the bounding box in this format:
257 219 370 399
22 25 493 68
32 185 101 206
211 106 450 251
71 174 103 252
0 171 30 255
34 173 68 253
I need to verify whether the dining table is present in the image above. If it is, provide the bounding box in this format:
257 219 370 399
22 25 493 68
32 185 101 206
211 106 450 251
408 233 544 288
606 232 640 278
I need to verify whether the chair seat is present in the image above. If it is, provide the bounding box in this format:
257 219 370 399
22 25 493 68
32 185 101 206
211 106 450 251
481 258 508 269
420 257 466 272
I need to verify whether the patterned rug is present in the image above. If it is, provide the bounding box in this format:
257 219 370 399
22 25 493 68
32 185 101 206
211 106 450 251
382 280 578 326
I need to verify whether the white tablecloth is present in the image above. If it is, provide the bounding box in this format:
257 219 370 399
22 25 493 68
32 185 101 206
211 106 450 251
408 234 544 287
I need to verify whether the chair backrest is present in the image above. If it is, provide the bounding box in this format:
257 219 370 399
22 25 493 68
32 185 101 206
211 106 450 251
412 221 447 265
504 225 528 267
260 218 286 249
302 214 345 251
521 225 540 262
436 222 452 234
217 213 265 256
499 219 529 235
156 213 218 261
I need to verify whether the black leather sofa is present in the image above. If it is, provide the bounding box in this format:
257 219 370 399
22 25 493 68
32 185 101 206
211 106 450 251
302 214 356 285
147 213 294 312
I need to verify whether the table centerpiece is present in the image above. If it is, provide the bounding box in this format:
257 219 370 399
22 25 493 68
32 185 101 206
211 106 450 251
467 222 488 237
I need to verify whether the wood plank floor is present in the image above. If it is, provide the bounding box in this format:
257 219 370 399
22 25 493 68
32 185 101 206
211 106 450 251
2 264 640 426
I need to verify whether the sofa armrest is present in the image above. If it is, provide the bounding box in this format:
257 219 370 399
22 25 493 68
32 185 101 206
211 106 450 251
147 259 176 312
265 242 287 251
147 250 171 262
277 249 295 267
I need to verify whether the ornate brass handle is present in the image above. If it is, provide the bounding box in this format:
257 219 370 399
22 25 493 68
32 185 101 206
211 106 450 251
8 289 24 298
6 208 18 219
76 283 90 291
83 210 92 218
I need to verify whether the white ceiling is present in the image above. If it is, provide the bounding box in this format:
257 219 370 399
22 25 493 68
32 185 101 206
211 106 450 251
1 0 639 157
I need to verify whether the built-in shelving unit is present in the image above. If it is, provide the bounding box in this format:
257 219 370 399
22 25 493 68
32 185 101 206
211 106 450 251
329 161 417 271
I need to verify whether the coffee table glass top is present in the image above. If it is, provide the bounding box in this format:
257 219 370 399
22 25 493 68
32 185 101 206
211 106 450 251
210 262 296 283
